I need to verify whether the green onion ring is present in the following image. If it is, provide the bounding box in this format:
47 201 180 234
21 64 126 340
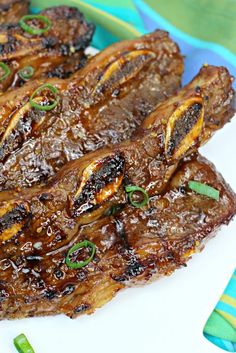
66 240 96 269
30 83 59 111
188 181 219 201
19 15 52 35
14 333 35 353
19 66 34 80
125 185 149 208
0 62 10 82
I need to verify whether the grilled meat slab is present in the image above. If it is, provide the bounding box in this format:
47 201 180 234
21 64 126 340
0 65 234 260
0 0 29 25
0 30 184 190
0 154 235 319
2 66 234 204
0 6 94 92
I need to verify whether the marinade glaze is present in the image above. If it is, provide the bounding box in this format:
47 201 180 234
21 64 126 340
0 30 184 190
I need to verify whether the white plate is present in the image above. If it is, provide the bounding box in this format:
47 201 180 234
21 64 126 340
0 59 235 353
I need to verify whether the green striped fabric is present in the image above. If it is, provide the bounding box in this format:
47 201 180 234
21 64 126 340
204 269 236 351
146 0 236 56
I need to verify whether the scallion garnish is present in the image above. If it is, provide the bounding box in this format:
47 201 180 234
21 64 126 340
188 181 220 201
30 83 59 111
14 333 35 353
19 66 34 80
125 185 149 208
66 240 96 269
0 62 10 82
19 15 52 35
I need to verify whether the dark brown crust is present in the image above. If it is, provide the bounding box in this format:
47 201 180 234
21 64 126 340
0 0 29 25
0 154 235 320
0 30 184 190
0 6 94 92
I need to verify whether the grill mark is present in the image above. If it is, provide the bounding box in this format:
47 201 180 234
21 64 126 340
0 103 48 162
167 103 202 156
42 37 58 49
75 303 90 313
44 290 57 300
113 218 144 282
0 204 29 233
0 34 16 55
72 154 125 217
125 257 145 280
113 250 144 283
79 155 124 199
92 49 156 98
61 284 75 296
0 288 8 303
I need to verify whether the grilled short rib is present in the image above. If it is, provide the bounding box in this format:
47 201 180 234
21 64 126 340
0 6 94 92
0 0 29 25
0 153 235 319
0 30 184 190
0 64 233 195
0 61 235 319
0 65 234 257
0 61 233 194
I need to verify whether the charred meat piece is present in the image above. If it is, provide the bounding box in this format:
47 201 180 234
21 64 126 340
0 6 94 92
0 30 184 190
0 154 235 319
0 65 234 257
0 0 29 25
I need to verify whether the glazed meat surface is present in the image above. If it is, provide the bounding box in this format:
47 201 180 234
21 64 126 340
0 30 184 190
0 0 29 25
0 65 234 262
0 64 233 198
0 154 235 319
0 6 94 92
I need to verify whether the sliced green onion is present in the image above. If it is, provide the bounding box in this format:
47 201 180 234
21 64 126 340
66 240 96 269
19 66 34 80
19 15 52 35
0 62 10 82
125 185 149 208
188 181 220 201
14 333 35 353
30 83 59 111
